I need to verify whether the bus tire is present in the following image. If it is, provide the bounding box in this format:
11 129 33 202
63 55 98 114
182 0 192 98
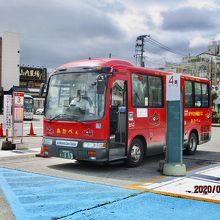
185 132 197 155
126 138 144 167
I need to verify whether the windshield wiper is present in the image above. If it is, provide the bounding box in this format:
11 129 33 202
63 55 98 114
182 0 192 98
48 113 89 123
48 114 74 122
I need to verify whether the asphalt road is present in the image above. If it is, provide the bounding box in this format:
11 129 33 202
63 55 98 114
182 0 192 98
0 115 219 187
0 116 220 219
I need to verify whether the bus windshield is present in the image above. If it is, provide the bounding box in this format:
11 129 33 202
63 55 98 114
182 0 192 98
45 72 106 121
24 95 34 120
24 98 33 112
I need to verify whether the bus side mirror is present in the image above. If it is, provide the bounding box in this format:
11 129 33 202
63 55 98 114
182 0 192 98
39 83 45 96
97 75 106 94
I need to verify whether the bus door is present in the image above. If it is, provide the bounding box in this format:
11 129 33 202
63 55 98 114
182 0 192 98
109 80 127 161
131 73 165 154
145 75 166 154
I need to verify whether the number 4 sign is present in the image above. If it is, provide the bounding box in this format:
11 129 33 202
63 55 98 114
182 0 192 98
166 74 181 101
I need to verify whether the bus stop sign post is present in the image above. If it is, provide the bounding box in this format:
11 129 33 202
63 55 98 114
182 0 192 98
1 95 13 150
163 74 186 176
12 92 24 145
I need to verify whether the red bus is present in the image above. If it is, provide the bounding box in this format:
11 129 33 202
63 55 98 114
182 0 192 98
42 58 212 167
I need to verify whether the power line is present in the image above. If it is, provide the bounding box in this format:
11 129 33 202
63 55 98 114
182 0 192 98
135 34 186 67
146 36 185 56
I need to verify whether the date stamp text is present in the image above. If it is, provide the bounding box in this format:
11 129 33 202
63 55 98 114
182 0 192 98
194 185 220 194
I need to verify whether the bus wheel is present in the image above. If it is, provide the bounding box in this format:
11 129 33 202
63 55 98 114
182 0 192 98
126 139 144 167
185 132 197 155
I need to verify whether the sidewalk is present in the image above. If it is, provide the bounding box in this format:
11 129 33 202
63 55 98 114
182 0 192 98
0 136 42 160
126 162 220 204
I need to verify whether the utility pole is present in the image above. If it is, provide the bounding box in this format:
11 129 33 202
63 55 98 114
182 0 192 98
139 36 145 67
210 56 213 86
135 35 150 67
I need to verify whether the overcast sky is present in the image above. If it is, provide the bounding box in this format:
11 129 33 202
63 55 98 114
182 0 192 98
0 0 220 69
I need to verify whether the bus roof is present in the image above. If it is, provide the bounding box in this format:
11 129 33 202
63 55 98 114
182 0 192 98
56 58 210 83
58 58 133 70
24 94 33 99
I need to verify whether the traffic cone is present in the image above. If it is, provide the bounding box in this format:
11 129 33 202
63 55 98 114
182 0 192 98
1 129 14 150
35 146 49 158
27 122 36 136
0 123 3 138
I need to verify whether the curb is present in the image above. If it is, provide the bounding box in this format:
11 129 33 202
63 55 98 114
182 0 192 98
212 124 220 127
0 147 42 161
0 153 37 162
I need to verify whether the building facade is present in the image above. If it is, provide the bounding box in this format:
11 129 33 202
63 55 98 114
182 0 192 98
165 41 220 87
0 32 47 113
19 66 47 111
0 32 20 91
0 32 20 113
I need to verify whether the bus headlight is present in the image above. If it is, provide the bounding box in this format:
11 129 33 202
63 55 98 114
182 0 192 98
43 138 53 145
83 142 107 148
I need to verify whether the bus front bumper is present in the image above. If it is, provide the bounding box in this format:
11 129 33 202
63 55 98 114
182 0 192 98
43 137 109 162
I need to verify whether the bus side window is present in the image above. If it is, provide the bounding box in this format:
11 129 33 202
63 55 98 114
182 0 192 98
132 73 148 107
111 80 125 106
195 82 202 107
110 80 126 135
148 76 163 107
184 81 193 108
201 83 209 107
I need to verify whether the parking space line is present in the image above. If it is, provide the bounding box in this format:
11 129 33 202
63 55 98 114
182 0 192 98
124 163 213 191
186 163 212 172
126 182 220 204
125 163 220 205
146 188 220 204
125 175 166 190
125 161 217 191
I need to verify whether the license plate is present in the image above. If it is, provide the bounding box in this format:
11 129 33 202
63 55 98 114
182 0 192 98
56 140 78 147
59 150 74 159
